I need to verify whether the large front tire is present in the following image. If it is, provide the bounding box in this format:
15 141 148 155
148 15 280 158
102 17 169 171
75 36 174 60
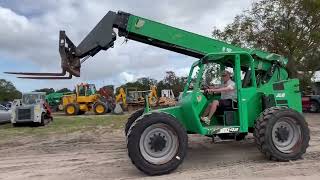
127 112 188 175
65 103 79 116
254 107 310 161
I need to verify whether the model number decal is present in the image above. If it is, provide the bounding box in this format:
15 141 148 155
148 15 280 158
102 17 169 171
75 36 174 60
218 127 239 134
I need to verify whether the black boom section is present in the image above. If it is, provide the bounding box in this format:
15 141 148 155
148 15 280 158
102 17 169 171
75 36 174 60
76 11 119 57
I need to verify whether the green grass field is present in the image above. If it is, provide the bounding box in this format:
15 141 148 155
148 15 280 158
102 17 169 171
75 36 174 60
0 114 129 142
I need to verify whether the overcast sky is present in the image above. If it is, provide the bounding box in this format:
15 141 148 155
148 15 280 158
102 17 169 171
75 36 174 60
0 0 259 92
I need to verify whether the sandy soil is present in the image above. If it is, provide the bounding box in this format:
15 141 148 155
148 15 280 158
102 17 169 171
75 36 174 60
0 114 320 180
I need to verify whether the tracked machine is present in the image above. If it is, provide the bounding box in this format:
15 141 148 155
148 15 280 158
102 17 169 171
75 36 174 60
6 11 310 175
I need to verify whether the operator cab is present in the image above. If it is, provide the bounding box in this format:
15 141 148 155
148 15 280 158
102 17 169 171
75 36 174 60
77 83 97 96
200 64 239 126
22 92 46 105
186 53 256 129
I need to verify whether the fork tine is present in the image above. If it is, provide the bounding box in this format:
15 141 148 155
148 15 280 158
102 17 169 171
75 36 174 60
4 70 66 76
17 73 72 79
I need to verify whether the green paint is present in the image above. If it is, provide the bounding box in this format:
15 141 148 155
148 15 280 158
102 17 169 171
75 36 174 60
124 14 301 136
148 52 300 136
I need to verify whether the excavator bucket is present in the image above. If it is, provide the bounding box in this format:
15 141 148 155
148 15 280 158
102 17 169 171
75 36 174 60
113 103 124 115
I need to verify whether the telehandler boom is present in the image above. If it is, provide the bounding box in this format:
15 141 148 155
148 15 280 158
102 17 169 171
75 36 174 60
6 10 310 176
6 11 287 80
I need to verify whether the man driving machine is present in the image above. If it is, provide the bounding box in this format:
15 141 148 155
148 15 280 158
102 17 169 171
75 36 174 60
201 70 237 125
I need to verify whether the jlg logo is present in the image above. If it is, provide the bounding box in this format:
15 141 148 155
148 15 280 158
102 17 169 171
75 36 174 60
218 127 239 134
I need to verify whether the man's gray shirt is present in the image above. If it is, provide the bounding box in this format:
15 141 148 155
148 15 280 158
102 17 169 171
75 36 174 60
220 79 237 101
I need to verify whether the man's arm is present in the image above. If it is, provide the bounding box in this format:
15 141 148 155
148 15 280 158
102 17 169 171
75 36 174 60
207 83 235 93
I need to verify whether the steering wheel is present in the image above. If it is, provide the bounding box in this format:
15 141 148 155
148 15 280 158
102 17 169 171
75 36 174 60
201 84 210 97
201 84 209 90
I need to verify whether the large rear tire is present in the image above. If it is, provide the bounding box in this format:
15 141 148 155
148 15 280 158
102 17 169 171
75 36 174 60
125 108 144 136
254 106 310 161
127 112 188 175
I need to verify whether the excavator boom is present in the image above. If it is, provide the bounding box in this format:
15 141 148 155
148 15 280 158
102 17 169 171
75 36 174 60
6 10 288 79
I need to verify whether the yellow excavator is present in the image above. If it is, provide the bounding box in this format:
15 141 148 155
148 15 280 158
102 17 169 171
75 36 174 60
63 83 110 115
146 85 158 106
115 87 127 113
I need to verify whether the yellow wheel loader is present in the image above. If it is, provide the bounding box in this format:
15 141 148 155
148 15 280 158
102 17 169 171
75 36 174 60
63 83 110 115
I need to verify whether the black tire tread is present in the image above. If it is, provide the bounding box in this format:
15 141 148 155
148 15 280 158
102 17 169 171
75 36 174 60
64 103 79 116
254 106 310 161
93 101 107 115
127 112 188 175
125 108 144 135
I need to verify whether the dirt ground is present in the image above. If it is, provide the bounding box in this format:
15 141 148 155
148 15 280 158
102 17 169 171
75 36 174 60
0 113 320 180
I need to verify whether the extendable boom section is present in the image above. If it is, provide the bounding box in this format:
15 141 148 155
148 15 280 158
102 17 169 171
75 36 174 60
5 10 288 79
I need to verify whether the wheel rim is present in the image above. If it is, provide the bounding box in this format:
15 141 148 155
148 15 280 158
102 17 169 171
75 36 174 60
272 117 301 153
139 123 179 165
58 104 64 111
95 104 105 113
67 106 75 114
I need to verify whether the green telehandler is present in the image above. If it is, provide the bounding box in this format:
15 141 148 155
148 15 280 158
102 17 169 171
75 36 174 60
45 92 66 112
6 10 310 176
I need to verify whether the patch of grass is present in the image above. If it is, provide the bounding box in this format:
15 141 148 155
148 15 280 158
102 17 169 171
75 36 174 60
0 114 129 141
